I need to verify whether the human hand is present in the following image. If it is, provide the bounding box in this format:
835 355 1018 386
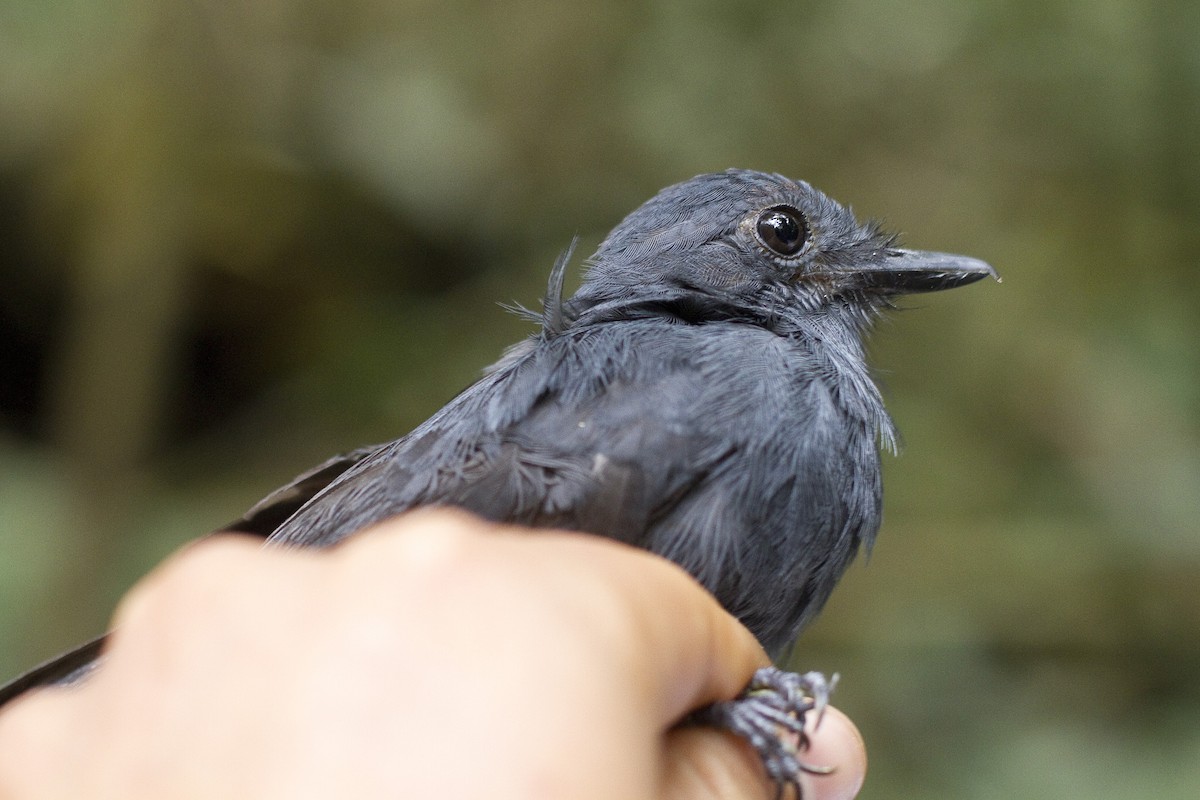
0 509 865 799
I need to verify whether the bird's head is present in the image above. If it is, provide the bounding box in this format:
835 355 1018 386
567 169 995 331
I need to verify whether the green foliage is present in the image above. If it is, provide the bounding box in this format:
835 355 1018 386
1 2 1197 796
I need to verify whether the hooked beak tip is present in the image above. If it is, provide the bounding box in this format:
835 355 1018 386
865 249 998 294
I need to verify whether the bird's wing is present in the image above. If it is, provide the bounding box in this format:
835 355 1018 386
0 635 106 705
219 446 383 537
261 319 880 658
264 324 741 550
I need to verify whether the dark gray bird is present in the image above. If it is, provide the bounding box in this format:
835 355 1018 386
0 169 994 792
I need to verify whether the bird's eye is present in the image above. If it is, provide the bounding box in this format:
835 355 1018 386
754 205 809 257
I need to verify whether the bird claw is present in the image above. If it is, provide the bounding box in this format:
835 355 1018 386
687 667 839 798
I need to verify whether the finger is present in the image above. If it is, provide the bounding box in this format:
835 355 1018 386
0 690 80 798
333 509 770 721
109 533 278 636
796 707 867 800
661 706 866 800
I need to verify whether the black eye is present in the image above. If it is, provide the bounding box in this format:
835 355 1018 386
755 205 809 257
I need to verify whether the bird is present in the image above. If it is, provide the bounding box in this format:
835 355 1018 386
0 169 995 792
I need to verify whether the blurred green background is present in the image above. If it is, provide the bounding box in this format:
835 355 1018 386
2 0 1197 796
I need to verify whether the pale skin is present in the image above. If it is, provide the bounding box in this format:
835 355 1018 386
0 509 866 799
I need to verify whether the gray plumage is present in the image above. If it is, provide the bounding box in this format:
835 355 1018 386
250 168 993 654
0 171 995 779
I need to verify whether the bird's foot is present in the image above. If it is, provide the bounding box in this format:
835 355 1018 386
687 667 838 799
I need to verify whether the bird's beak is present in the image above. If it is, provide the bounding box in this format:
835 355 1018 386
859 249 998 294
